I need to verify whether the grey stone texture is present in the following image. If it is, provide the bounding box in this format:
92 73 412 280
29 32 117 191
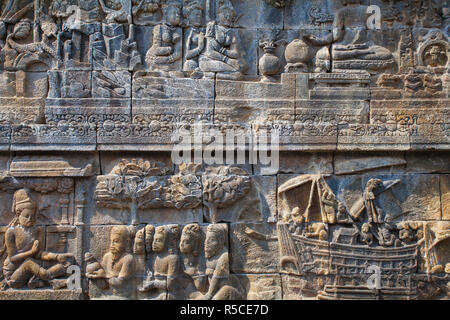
0 0 448 300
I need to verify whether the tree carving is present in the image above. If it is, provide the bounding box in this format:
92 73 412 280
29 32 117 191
202 166 251 223
95 159 202 224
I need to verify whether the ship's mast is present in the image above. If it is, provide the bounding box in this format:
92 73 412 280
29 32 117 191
33 0 40 42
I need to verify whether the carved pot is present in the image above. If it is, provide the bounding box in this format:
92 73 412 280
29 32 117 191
285 39 311 64
259 47 281 82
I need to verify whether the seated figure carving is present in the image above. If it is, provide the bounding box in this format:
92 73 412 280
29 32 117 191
198 224 243 300
2 189 74 290
198 0 247 80
303 0 396 73
2 18 56 70
183 0 206 77
138 224 181 300
145 0 183 77
85 226 136 299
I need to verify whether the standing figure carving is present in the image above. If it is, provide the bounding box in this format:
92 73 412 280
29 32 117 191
363 178 383 224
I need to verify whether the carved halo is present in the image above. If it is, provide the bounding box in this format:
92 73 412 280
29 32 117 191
417 32 450 70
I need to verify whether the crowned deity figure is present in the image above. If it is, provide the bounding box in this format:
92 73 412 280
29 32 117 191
3 189 73 289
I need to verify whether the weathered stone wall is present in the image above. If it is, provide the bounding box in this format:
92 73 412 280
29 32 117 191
0 0 448 300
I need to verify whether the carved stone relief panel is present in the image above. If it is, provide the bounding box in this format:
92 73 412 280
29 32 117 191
0 0 448 301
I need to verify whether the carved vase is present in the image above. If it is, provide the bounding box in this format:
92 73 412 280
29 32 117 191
284 39 311 72
259 45 281 82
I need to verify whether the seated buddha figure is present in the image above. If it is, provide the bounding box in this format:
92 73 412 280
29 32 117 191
198 0 247 80
145 0 183 77
3 189 73 289
303 0 396 73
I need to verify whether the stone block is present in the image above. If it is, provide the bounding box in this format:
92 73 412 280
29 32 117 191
235 274 283 300
441 175 450 220
230 223 279 274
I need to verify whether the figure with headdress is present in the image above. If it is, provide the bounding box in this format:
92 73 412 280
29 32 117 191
198 224 243 300
145 0 183 77
2 189 74 289
2 17 56 70
183 0 206 77
179 223 207 299
198 0 247 80
85 225 136 299
138 224 181 299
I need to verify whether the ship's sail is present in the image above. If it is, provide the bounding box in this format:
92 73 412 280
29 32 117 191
278 174 336 223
